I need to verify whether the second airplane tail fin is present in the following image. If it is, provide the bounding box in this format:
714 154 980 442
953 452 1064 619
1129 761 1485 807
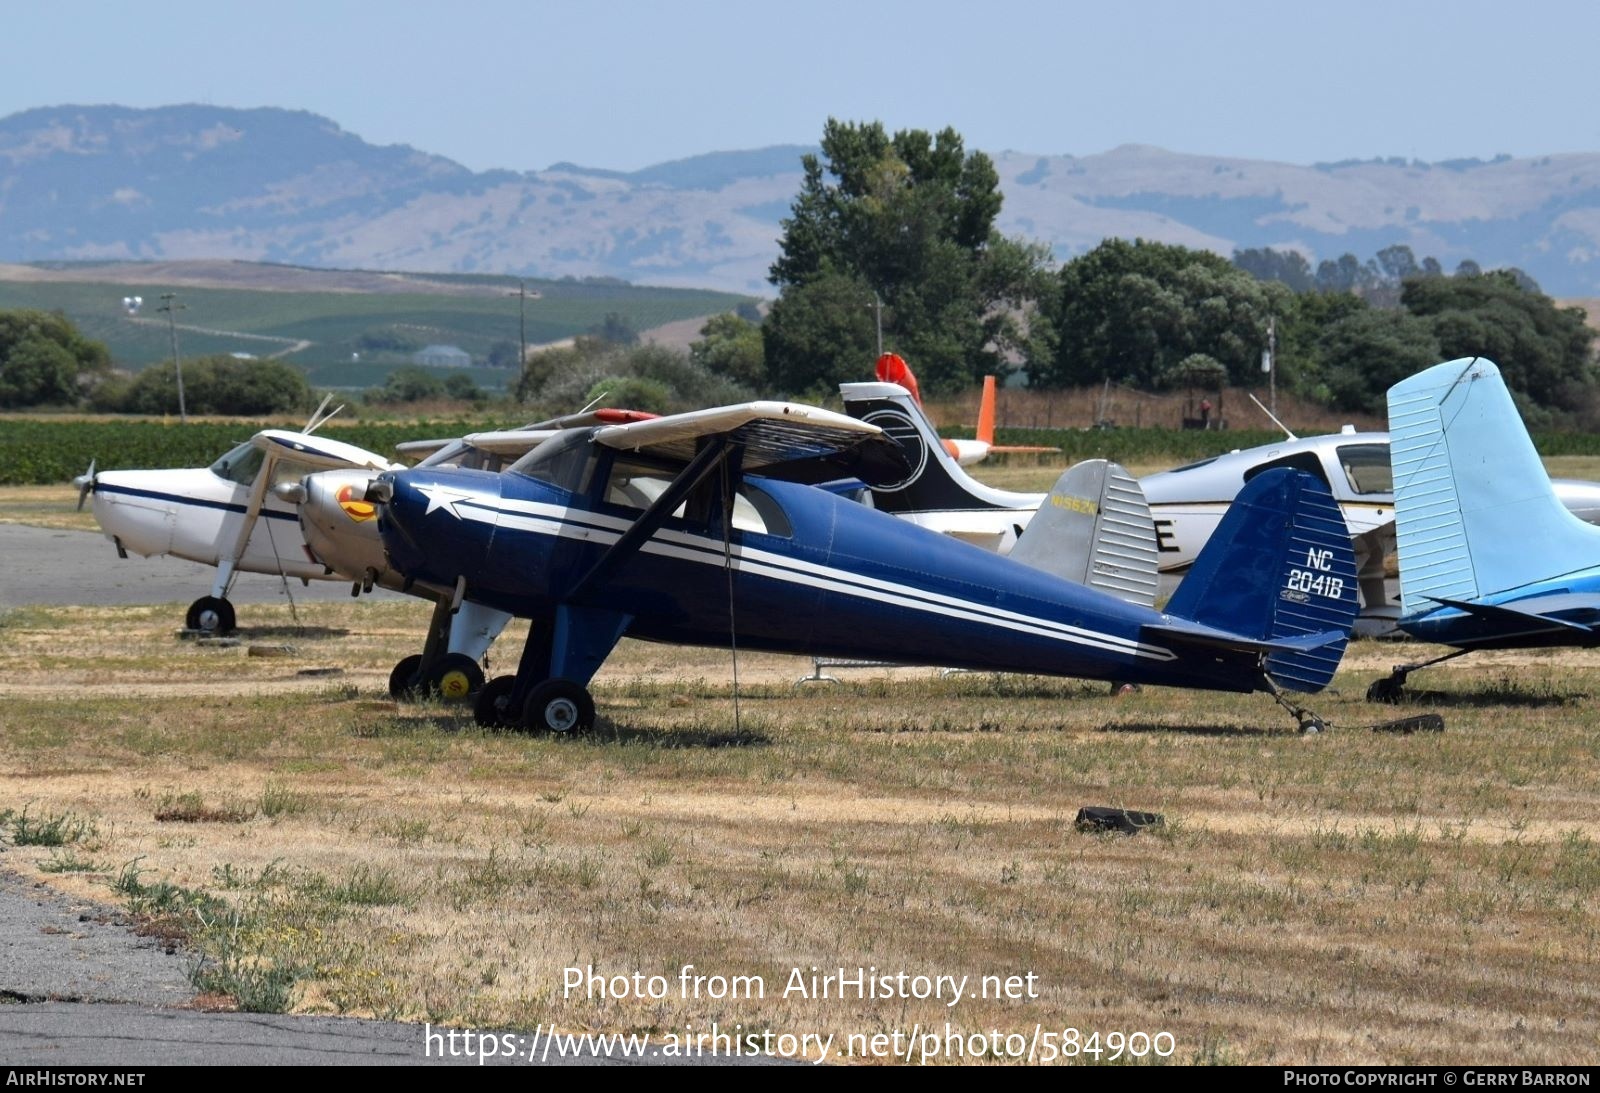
1158 469 1358 693
839 381 1027 514
1388 357 1600 614
1010 460 1159 607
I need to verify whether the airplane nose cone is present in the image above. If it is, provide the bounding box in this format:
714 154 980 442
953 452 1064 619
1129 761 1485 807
298 472 388 584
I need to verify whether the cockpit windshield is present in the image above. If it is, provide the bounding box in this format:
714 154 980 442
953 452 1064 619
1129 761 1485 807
209 441 265 485
506 430 596 494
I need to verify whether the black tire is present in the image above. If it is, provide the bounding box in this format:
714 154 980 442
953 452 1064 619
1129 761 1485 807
1366 677 1404 704
426 652 485 702
388 654 424 698
186 595 236 635
474 675 518 728
522 678 595 735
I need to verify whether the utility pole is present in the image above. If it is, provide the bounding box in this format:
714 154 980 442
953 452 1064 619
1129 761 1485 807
872 293 883 356
157 293 187 423
1261 315 1278 418
508 280 540 370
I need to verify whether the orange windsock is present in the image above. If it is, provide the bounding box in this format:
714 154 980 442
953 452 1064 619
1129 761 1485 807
977 375 997 445
875 352 921 405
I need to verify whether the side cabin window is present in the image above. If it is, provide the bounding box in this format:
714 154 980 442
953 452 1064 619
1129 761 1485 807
209 441 265 486
593 449 794 539
1242 451 1330 490
1336 443 1391 496
730 483 792 538
601 454 687 520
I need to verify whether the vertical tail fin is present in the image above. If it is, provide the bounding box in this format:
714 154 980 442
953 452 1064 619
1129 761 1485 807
1010 460 1159 606
1163 469 1358 692
839 381 1031 514
1388 357 1600 613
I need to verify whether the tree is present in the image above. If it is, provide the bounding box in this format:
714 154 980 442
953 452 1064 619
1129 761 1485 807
517 338 751 416
764 119 1052 395
118 355 311 415
1315 309 1442 413
1037 239 1286 389
1401 271 1595 411
369 365 444 404
0 309 110 408
487 340 521 369
689 313 765 388
587 312 639 346
761 268 880 396
1233 247 1314 292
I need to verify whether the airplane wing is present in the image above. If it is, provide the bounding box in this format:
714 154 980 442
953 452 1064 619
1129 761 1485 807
397 409 664 462
254 430 398 472
593 401 907 485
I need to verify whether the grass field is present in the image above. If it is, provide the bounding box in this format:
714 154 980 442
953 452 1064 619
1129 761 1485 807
2 470 1599 1065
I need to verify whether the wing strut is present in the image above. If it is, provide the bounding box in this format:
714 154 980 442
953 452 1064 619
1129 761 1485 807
567 437 732 603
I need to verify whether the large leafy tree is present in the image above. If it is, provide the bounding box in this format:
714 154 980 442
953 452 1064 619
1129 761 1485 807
1401 270 1596 412
1038 239 1287 389
118 355 311 415
0 309 110 408
764 119 1051 396
690 312 765 388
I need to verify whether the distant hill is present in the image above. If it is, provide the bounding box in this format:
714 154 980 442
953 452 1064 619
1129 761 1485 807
5 105 1600 295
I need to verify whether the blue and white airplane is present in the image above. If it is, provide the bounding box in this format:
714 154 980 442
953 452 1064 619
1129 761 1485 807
1369 356 1600 700
366 400 1359 735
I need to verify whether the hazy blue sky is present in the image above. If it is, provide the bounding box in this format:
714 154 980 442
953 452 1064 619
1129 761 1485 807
6 1 1598 172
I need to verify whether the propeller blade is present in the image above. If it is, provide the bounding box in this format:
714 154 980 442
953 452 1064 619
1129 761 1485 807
73 459 96 512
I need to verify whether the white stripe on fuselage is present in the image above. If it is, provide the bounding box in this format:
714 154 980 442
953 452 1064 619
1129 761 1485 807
417 487 1179 663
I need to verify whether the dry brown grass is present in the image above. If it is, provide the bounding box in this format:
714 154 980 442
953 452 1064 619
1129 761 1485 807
2 598 1599 1064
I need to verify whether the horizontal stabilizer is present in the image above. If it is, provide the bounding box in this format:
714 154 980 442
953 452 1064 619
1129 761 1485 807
1427 595 1600 633
1010 460 1159 606
1145 619 1348 657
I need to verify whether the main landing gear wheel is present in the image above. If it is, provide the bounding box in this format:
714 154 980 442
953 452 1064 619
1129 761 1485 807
1366 676 1405 704
426 653 484 702
474 675 518 728
186 595 236 635
522 679 595 735
388 654 424 698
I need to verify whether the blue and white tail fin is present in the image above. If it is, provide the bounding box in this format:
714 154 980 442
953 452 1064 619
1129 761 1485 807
839 382 1036 514
1158 469 1358 693
1388 357 1600 614
1010 459 1159 607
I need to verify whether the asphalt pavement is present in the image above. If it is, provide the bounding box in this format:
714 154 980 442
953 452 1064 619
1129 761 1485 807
0 524 401 610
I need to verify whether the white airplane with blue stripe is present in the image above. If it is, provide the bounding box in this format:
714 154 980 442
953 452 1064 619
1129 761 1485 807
73 403 399 635
366 400 1361 735
1370 357 1600 700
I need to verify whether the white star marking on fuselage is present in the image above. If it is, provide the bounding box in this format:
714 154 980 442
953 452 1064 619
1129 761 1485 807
416 483 481 519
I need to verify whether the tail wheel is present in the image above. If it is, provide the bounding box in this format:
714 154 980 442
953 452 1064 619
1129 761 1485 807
186 595 236 635
426 652 484 702
522 679 595 735
388 654 424 698
474 675 518 728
